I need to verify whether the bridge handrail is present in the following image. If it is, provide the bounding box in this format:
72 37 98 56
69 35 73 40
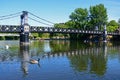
0 25 120 35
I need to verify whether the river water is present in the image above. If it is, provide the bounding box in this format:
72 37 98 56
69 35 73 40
0 40 120 80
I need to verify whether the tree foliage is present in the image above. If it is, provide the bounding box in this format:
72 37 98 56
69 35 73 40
118 18 120 27
89 4 108 30
69 8 88 29
54 23 68 28
53 4 108 40
107 20 118 32
50 23 69 39
68 4 108 30
108 20 118 26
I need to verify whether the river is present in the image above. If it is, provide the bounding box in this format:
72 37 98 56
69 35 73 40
0 40 120 80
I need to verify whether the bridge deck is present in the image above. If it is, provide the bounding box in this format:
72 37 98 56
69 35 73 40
0 25 119 35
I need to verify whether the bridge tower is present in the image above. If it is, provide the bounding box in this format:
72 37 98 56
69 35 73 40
20 11 30 44
103 25 107 42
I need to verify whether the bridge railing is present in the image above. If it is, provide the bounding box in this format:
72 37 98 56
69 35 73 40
30 26 103 34
0 25 120 35
0 25 21 33
107 32 119 35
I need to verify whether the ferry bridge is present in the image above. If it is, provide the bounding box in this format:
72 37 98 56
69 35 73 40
0 11 119 43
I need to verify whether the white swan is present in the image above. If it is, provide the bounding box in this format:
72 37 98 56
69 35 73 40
5 45 9 49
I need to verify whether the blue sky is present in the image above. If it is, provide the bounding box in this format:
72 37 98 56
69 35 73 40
0 0 120 26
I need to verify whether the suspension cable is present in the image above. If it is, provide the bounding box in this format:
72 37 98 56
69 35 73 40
28 12 55 25
0 15 20 20
28 17 53 27
0 12 22 18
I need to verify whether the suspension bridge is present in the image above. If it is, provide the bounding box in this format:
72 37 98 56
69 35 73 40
0 11 119 43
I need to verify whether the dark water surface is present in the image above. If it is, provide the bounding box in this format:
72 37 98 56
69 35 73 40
0 40 120 80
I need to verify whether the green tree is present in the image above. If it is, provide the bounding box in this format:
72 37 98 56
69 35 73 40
53 23 69 39
54 23 68 28
31 33 39 39
68 8 89 40
107 20 118 32
90 4 108 30
118 18 120 27
108 20 118 26
0 36 5 40
53 4 108 40
38 33 43 37
69 8 88 29
65 20 75 28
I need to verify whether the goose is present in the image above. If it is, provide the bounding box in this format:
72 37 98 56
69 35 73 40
29 58 40 64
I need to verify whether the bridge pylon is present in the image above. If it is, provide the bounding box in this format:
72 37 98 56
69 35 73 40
20 11 30 44
103 25 107 42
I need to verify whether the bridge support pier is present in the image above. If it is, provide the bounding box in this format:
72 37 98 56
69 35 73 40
20 11 30 44
103 25 107 42
20 33 29 44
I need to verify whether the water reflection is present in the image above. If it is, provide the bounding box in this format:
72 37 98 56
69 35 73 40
1 40 120 80
19 43 41 76
20 40 107 79
38 40 109 76
19 44 30 75
67 42 107 76
49 41 108 76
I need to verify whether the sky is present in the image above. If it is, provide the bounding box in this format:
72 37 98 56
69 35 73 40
0 0 120 26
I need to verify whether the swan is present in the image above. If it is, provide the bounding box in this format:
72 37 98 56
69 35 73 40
5 45 9 49
29 58 40 64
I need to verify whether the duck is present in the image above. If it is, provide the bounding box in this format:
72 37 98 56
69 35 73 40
29 58 40 64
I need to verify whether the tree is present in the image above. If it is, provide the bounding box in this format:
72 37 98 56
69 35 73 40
118 18 120 27
68 8 89 40
107 20 118 32
53 4 108 40
108 20 118 26
52 23 69 39
31 33 39 39
69 8 88 29
64 20 77 29
90 4 108 30
54 23 68 28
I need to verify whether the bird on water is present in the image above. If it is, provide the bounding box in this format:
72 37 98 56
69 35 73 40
5 45 9 49
29 58 40 64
